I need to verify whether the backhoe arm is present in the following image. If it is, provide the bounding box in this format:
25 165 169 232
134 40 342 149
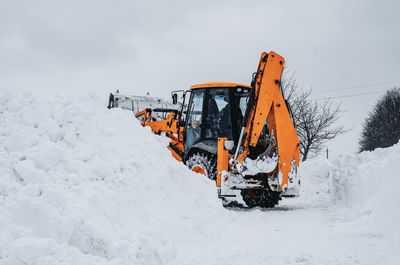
235 51 300 191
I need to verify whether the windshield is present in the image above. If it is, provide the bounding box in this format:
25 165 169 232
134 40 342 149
205 89 232 139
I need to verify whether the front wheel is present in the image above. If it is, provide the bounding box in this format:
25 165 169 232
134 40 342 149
186 152 217 180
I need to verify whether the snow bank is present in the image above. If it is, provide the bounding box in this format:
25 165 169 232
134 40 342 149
328 143 400 242
1 89 399 265
300 142 400 246
0 90 220 265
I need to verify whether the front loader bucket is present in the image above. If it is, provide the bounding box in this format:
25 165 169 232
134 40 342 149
107 92 181 121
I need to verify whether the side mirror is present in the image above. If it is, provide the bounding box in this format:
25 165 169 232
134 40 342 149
172 93 178 105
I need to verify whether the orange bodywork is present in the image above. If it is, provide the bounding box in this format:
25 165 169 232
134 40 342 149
236 51 300 190
216 138 229 188
135 109 152 125
167 138 184 162
190 82 250 90
136 108 185 161
135 109 179 135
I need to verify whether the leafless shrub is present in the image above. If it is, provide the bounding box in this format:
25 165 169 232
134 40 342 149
281 70 345 161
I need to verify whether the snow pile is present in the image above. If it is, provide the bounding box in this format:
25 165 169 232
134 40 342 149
0 90 220 265
299 144 400 245
328 143 400 242
297 157 334 206
1 89 399 265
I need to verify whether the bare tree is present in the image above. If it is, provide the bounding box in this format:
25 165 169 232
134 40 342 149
359 87 400 152
281 71 345 161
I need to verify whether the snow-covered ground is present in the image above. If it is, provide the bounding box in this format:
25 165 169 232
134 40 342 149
1 90 399 265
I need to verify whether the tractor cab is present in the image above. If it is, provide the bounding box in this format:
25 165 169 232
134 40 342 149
175 83 250 162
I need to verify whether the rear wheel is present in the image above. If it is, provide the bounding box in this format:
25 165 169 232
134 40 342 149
186 152 217 180
241 189 281 208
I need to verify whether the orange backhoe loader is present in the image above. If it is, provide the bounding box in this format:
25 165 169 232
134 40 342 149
109 51 300 208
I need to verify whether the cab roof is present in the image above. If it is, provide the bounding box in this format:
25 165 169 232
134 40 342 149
190 82 251 90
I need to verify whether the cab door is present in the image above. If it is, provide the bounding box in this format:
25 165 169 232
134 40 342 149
184 89 204 152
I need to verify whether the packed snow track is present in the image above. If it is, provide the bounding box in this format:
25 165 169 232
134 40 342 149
0 90 399 265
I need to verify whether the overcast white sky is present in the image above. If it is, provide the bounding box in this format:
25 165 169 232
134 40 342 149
1 0 399 155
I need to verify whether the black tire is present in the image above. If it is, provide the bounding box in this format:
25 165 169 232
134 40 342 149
186 152 217 180
241 189 281 208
